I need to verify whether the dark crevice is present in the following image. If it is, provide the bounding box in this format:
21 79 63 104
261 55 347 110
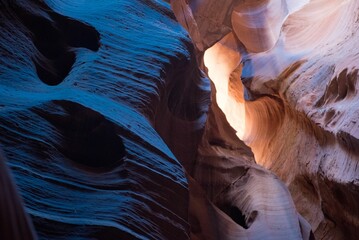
167 41 206 121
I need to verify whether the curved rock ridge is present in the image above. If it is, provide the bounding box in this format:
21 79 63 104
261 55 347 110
171 0 309 52
0 0 210 239
172 0 359 239
187 81 312 240
2 0 358 239
231 0 289 53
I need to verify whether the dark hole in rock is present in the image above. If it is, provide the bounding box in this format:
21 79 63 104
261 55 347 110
33 51 76 86
227 206 248 229
13 1 100 86
53 14 100 52
216 197 258 229
33 100 126 169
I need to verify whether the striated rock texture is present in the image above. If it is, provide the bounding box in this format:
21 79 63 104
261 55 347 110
0 0 209 239
188 88 312 240
2 0 359 239
172 0 359 239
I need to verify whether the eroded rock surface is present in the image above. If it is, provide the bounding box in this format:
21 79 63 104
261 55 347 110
0 0 209 239
2 0 359 239
172 0 359 239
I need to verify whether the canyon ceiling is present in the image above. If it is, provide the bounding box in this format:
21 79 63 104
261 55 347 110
0 0 358 239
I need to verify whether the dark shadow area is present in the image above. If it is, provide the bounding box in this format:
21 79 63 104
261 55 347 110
0 150 37 240
167 42 205 121
33 100 126 169
227 205 248 228
217 199 258 230
12 1 100 86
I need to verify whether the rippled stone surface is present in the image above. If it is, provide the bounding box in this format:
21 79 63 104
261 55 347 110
3 0 359 239
0 0 209 239
172 0 359 239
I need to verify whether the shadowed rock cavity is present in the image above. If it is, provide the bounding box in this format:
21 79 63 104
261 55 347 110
217 204 256 229
33 100 126 169
13 1 100 86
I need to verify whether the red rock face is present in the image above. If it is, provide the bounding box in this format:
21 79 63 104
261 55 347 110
172 0 359 239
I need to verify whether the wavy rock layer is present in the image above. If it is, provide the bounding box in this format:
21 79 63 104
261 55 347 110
172 1 313 239
0 0 210 239
172 0 359 239
2 0 358 239
189 93 312 240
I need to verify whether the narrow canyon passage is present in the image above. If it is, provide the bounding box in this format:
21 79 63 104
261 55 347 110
0 0 359 239
171 0 359 239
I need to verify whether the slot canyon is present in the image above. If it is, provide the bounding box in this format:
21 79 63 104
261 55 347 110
0 0 358 239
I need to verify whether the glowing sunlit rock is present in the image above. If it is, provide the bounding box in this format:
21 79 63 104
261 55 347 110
173 0 359 239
